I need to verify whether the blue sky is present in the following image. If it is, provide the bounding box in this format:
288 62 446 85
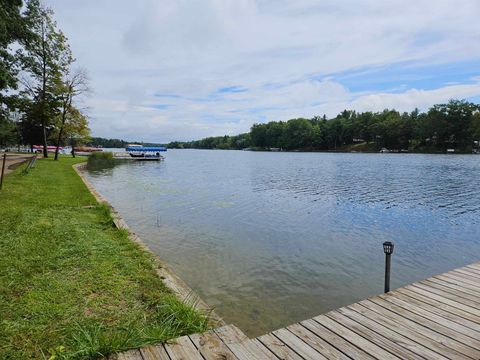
47 0 480 142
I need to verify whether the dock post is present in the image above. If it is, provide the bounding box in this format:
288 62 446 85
0 153 6 190
383 241 394 293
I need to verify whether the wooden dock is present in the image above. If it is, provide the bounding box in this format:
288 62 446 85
111 262 480 359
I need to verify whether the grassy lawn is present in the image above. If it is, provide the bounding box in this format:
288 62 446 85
0 157 208 359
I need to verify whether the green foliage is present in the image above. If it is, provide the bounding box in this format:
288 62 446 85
0 0 29 121
0 157 209 359
171 100 480 153
87 151 114 169
19 0 75 156
88 137 128 148
168 133 252 150
68 295 208 359
1 0 93 158
86 137 166 149
89 151 113 160
0 116 18 146
96 202 114 228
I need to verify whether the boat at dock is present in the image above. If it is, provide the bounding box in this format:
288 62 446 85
117 146 167 161
33 145 63 153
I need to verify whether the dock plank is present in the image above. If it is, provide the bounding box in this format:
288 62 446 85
326 310 422 359
392 289 480 330
467 262 480 270
372 295 480 357
376 294 480 337
454 268 480 280
164 335 203 360
257 332 305 359
300 318 375 360
403 284 480 316
441 272 480 291
273 327 328 359
420 279 480 303
357 300 468 359
465 264 480 274
337 305 447 360
412 282 480 308
350 302 454 359
140 345 170 360
313 314 400 359
426 277 480 298
286 323 350 360
440 274 480 296
215 325 276 360
116 349 144 360
116 261 480 360
189 330 239 360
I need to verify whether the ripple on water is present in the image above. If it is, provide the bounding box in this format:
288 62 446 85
87 151 480 336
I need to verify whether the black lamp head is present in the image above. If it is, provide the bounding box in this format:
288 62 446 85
383 241 394 255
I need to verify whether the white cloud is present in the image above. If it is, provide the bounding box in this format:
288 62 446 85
45 0 480 142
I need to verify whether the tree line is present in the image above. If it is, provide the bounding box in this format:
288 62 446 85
86 137 166 148
168 100 480 153
0 0 90 158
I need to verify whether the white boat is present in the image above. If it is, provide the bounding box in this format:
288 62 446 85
125 146 167 161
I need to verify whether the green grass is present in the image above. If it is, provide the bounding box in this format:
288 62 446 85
0 157 209 359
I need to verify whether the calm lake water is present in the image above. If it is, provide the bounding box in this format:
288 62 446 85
86 150 480 336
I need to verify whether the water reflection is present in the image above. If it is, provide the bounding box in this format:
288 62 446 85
86 150 480 336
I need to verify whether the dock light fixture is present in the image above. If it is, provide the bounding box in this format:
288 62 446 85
383 241 394 293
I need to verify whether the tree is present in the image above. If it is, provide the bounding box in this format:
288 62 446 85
325 118 343 150
0 0 30 122
265 121 285 148
62 107 90 158
470 112 480 150
53 68 89 160
283 118 313 150
170 99 480 153
0 117 17 147
21 0 72 157
423 100 478 150
250 123 268 148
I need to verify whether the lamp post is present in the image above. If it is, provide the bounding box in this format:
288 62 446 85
383 241 394 293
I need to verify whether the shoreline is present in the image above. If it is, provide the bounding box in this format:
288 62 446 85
73 162 224 327
1 157 213 358
166 148 479 155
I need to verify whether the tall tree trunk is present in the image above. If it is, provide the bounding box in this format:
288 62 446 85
41 24 48 158
71 136 75 158
54 101 68 160
54 126 64 160
55 91 72 161
54 116 66 160
42 118 48 158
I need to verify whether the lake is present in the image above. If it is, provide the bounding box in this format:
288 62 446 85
86 150 480 336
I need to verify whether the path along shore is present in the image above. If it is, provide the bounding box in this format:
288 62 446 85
1 153 35 175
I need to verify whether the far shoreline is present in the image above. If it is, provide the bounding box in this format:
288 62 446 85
163 147 479 155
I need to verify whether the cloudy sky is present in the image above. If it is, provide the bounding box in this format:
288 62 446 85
46 0 480 142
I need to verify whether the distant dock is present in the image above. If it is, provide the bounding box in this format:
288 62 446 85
113 152 164 161
113 262 480 359
113 146 167 161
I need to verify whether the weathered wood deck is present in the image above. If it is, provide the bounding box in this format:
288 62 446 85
111 262 480 359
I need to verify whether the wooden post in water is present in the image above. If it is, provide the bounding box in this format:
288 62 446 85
0 153 6 190
383 241 394 293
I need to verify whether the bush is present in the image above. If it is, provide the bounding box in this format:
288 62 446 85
87 151 114 170
89 151 113 160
